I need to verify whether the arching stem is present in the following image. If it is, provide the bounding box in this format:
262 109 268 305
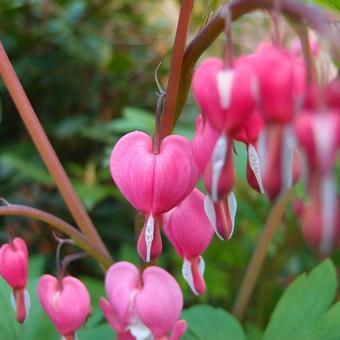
0 205 112 269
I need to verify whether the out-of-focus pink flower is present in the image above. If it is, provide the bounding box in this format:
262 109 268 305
37 275 91 339
0 237 29 323
163 189 214 295
100 262 187 340
110 131 199 262
192 58 256 134
295 110 340 253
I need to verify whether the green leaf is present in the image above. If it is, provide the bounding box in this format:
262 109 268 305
263 259 337 340
313 0 340 11
182 304 245 340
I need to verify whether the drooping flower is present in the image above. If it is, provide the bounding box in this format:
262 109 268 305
192 115 237 240
163 189 214 295
0 237 30 323
295 110 340 253
100 262 187 340
37 275 91 340
110 131 199 262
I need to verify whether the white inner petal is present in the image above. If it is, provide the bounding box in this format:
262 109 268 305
248 144 265 194
217 69 234 109
182 259 199 296
198 256 205 277
227 192 237 239
313 115 336 167
145 215 154 262
204 194 224 240
129 318 152 340
281 125 294 193
211 134 228 201
24 289 30 323
257 130 267 176
10 291 15 312
320 175 337 254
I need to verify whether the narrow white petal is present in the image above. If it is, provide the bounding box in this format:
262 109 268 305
211 134 228 201
198 256 205 276
144 215 154 262
257 130 267 175
204 195 224 240
248 144 265 194
182 259 199 296
281 125 294 192
217 70 234 109
227 192 237 239
320 175 337 254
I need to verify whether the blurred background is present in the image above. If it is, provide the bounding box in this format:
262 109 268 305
0 0 338 337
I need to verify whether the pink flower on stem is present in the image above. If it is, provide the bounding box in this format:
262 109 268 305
37 275 91 340
100 261 187 340
0 237 30 323
110 131 199 262
163 189 214 295
295 110 340 253
192 115 237 240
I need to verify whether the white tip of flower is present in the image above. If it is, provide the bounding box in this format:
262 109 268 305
144 215 154 262
204 194 224 240
281 125 294 193
211 134 228 202
182 257 205 296
217 69 234 109
248 144 265 194
129 317 152 340
227 192 237 239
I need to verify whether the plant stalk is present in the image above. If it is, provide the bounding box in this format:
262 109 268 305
160 0 194 139
0 42 112 262
232 188 293 321
0 204 112 269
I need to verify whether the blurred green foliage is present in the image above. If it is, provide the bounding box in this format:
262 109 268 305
0 0 338 338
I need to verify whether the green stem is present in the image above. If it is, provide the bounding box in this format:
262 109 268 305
232 188 293 321
174 0 330 125
0 42 112 262
160 0 194 139
0 204 112 269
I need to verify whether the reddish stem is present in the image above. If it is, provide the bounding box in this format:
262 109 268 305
0 42 111 261
160 0 194 139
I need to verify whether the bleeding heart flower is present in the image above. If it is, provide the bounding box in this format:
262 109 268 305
192 58 256 134
37 275 91 339
241 44 298 124
110 131 199 262
163 189 214 295
100 262 187 340
0 237 30 323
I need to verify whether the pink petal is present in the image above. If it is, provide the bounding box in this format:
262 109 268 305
0 237 28 289
37 275 91 336
104 262 140 329
163 189 214 259
135 267 183 338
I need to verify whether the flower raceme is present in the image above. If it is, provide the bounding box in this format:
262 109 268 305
37 275 91 340
0 237 30 323
100 261 187 340
110 131 199 262
163 188 214 295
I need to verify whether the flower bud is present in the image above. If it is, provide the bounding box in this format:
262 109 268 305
0 237 29 323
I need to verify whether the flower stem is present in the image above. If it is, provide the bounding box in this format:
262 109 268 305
232 188 293 321
0 42 112 262
160 0 194 139
0 204 112 269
